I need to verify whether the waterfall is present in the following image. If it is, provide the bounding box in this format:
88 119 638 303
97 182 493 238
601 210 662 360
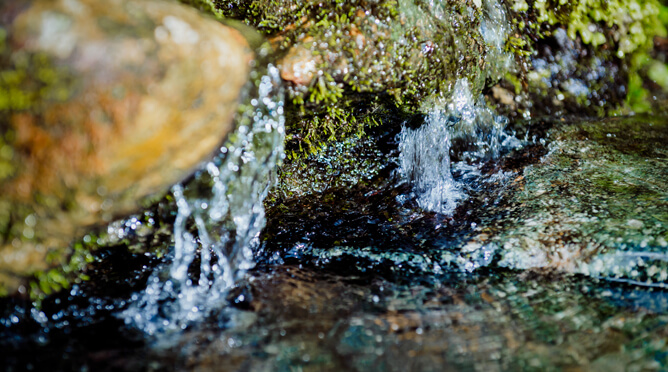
398 79 520 215
398 0 520 216
120 65 285 335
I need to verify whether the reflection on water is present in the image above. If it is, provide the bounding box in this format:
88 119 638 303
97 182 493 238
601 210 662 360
150 266 668 371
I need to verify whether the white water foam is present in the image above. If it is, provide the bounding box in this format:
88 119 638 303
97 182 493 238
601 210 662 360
398 108 466 215
121 65 285 335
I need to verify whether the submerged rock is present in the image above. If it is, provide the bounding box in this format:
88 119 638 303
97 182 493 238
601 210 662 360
141 266 668 371
0 0 254 294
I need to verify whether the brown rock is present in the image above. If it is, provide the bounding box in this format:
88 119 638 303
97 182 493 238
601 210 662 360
278 45 319 87
0 0 253 292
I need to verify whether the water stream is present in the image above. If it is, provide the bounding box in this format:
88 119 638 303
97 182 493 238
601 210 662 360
120 65 285 336
1 0 667 370
398 78 522 216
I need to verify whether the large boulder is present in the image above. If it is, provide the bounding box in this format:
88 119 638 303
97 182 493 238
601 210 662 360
0 0 254 293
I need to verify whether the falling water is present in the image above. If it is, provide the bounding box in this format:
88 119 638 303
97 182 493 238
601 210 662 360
121 65 285 335
398 107 464 215
398 0 520 216
398 79 521 215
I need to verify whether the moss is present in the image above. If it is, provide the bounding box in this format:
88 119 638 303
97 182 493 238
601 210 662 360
203 0 491 156
531 0 663 55
191 0 668 153
624 4 668 113
27 242 94 302
0 25 79 293
500 0 667 116
25 201 176 301
0 28 78 113
179 0 225 19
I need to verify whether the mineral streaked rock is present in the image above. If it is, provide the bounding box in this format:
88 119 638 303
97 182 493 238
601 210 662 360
0 0 254 293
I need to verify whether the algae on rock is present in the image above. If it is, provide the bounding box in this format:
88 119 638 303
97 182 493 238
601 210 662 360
209 0 505 155
496 0 668 117
186 0 668 155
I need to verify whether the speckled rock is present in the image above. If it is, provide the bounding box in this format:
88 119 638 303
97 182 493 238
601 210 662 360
0 0 254 293
470 116 668 285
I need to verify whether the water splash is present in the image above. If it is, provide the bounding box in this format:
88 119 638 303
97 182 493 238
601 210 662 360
121 65 285 335
398 79 521 215
398 108 466 215
397 0 520 216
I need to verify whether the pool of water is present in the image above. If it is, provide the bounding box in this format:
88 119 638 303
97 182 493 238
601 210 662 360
2 113 666 371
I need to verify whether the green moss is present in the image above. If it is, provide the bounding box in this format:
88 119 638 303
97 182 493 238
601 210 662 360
626 57 653 113
532 0 665 113
179 0 225 19
648 60 668 89
0 52 77 113
207 0 490 156
24 201 176 302
27 241 95 301
176 0 668 149
0 130 15 181
531 0 662 53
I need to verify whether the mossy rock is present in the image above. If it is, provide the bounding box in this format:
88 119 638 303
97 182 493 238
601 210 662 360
0 0 255 294
194 0 668 152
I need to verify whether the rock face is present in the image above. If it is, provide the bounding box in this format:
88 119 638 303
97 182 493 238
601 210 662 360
0 0 254 293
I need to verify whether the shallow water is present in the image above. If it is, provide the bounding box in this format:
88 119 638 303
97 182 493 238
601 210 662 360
2 113 666 371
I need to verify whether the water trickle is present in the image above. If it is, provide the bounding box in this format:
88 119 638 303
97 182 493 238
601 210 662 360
398 79 521 215
396 0 519 216
120 65 285 335
398 108 466 215
480 0 513 79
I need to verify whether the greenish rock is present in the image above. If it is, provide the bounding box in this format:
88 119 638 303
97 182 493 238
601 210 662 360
470 116 668 286
496 0 668 118
210 0 504 154
184 0 668 156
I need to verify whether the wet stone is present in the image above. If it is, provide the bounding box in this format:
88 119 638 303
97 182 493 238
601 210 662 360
488 116 668 286
0 0 254 293
122 266 668 371
1 111 667 370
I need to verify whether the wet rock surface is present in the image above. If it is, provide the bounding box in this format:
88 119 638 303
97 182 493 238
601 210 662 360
0 0 254 292
492 116 668 284
2 114 666 371
265 115 667 285
161 267 668 372
0 0 667 369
